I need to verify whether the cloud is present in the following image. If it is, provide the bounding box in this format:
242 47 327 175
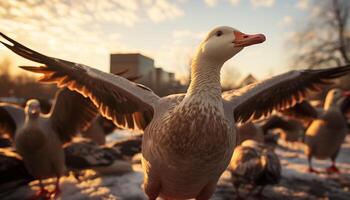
0 0 185 27
172 30 206 40
295 0 309 11
146 0 184 23
229 0 241 6
311 6 321 18
0 0 187 74
204 0 240 7
250 0 275 8
204 0 219 7
0 0 142 72
278 16 294 27
151 29 206 82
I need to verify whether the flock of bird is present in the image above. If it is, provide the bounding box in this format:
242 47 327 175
0 26 350 200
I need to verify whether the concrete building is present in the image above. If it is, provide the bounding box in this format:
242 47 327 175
110 53 156 87
237 74 257 87
110 53 184 96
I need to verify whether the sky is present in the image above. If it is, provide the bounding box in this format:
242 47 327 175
0 0 317 82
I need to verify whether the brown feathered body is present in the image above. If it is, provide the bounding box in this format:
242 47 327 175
305 108 347 159
15 117 65 179
229 140 281 190
142 94 236 199
305 89 348 160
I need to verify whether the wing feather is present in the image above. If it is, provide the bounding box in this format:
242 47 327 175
1 32 160 130
222 66 350 123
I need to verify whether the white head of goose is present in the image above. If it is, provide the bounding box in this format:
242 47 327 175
2 26 350 200
25 99 41 119
188 27 265 97
324 88 344 110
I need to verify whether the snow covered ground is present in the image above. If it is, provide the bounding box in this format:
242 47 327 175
2 133 350 200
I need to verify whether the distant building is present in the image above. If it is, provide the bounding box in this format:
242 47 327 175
110 53 184 96
237 74 257 87
110 53 155 87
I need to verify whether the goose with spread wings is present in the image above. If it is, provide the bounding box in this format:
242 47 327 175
2 26 350 200
0 88 98 198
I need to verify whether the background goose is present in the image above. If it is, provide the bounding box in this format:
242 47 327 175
0 148 34 191
236 116 305 147
80 116 117 145
0 135 142 194
64 134 142 175
284 89 350 174
262 115 306 145
2 27 350 199
236 122 265 145
0 88 98 199
229 139 281 198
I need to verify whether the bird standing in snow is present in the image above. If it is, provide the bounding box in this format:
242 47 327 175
229 139 281 198
282 88 350 173
298 89 350 173
0 88 98 199
2 26 350 199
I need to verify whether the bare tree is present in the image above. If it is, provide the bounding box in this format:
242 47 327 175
0 57 57 99
293 0 350 69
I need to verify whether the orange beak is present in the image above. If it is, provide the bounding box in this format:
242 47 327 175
233 31 266 47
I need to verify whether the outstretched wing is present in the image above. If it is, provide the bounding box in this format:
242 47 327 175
279 100 319 121
0 32 160 130
48 88 98 143
222 66 350 123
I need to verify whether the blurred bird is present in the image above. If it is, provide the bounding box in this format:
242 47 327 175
0 148 34 192
0 69 138 199
236 122 265 145
0 88 98 199
2 27 350 200
283 88 350 174
64 134 142 176
229 140 281 198
261 115 306 145
80 116 117 145
236 116 305 149
0 135 142 195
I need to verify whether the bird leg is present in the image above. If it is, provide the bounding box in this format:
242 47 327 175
233 182 242 199
326 160 340 174
29 180 50 200
307 155 319 174
49 176 61 199
326 149 341 174
72 170 83 182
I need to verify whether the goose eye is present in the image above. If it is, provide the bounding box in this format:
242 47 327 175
216 30 223 37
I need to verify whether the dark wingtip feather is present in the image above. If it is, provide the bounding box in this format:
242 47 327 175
0 32 13 44
327 64 350 77
0 32 27 50
19 66 45 73
0 41 12 48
